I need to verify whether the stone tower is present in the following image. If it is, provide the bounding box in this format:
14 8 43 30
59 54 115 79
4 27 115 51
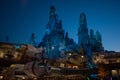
46 6 58 35
40 6 65 59
77 13 93 66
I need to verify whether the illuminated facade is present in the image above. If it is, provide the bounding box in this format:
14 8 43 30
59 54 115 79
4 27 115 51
39 6 104 59
39 6 103 59
38 6 78 59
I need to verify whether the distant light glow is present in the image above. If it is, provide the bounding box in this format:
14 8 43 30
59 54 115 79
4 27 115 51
81 55 84 58
69 53 72 56
0 76 3 79
51 46 54 50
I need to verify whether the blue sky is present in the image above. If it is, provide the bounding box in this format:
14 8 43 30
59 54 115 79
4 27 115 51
0 0 120 52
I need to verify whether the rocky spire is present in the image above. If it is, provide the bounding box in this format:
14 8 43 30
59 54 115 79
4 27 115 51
90 29 95 39
89 29 96 51
58 20 62 29
89 29 104 52
46 23 51 35
77 12 93 63
50 6 56 16
49 6 58 30
79 12 87 27
78 12 89 48
95 31 102 43
46 6 61 35
95 31 104 51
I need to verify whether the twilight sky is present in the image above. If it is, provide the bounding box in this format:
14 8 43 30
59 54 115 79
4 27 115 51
0 0 120 52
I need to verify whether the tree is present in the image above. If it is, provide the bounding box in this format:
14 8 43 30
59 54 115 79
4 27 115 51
29 33 36 46
6 35 9 42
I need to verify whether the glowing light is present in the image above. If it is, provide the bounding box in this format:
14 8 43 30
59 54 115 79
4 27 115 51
81 55 84 58
0 76 3 79
51 46 54 50
33 77 37 80
22 76 25 79
69 53 72 56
